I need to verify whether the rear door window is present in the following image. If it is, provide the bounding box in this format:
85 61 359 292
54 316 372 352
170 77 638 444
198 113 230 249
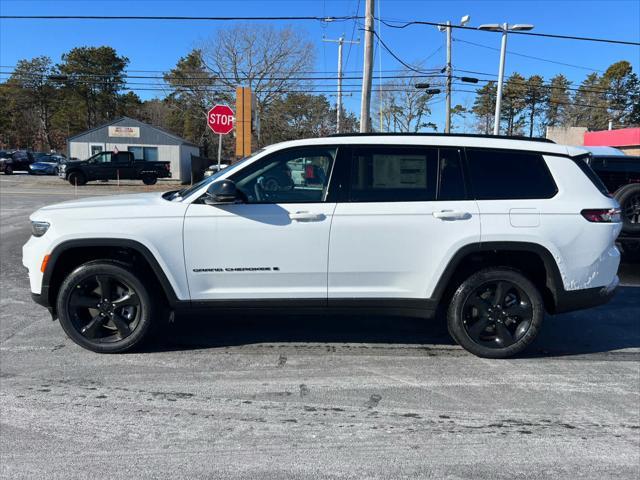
350 146 438 202
437 148 467 200
466 148 557 200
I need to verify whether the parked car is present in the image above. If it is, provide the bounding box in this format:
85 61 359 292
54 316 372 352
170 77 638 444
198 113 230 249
581 154 640 258
59 150 171 185
0 150 35 174
24 134 621 357
28 155 66 176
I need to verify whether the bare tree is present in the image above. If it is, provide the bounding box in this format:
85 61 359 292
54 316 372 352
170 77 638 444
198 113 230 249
374 71 439 132
201 24 315 132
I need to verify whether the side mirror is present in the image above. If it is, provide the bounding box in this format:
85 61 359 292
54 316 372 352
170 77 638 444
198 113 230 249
205 179 240 204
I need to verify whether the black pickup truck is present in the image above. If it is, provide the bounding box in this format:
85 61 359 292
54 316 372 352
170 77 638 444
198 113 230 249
60 151 171 185
585 154 640 259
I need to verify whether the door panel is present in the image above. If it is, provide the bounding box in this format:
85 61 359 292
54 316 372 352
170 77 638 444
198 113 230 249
328 145 480 300
184 202 336 299
183 145 340 301
328 200 480 299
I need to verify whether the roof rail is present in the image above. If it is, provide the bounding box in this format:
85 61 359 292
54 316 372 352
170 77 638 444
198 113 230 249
327 132 555 144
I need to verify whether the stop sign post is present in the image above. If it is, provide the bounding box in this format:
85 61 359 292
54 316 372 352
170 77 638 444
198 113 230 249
207 105 234 168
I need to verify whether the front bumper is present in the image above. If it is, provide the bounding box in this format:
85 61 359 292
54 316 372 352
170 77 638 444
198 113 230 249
554 275 619 314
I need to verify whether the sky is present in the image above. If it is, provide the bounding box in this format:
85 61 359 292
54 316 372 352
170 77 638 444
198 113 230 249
1 0 639 132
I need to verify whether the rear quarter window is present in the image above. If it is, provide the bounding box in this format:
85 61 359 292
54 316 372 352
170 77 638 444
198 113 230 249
466 148 557 200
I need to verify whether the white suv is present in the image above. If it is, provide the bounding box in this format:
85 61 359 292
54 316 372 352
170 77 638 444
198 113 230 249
23 134 622 358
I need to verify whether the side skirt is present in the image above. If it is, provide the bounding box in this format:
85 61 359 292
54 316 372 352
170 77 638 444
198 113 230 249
178 298 438 319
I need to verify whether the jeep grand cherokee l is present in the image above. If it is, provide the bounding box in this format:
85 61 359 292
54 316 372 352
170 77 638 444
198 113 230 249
23 134 621 358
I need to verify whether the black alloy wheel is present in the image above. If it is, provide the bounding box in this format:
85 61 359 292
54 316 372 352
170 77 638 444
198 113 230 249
67 274 141 342
447 268 544 358
57 261 155 353
462 280 533 349
4 165 12 175
623 192 640 225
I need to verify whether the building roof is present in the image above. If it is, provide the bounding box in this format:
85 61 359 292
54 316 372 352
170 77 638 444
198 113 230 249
584 128 640 147
67 117 200 148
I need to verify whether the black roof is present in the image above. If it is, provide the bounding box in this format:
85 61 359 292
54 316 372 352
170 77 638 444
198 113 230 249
328 132 555 144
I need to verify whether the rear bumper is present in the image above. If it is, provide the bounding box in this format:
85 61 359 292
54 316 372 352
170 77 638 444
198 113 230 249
554 275 619 314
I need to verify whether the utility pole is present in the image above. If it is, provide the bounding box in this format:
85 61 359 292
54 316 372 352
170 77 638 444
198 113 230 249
360 0 375 133
324 35 359 133
437 16 470 134
478 22 534 135
445 21 452 133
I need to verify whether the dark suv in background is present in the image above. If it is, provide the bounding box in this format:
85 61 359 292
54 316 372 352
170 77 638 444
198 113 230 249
584 154 640 258
0 150 35 174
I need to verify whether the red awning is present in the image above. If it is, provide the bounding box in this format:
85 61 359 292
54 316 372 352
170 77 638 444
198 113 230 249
584 128 640 147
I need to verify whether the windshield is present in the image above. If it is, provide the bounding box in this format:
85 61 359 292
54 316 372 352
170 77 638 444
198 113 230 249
168 149 265 201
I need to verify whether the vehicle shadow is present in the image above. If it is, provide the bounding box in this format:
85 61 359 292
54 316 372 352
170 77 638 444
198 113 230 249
150 311 455 352
146 286 639 357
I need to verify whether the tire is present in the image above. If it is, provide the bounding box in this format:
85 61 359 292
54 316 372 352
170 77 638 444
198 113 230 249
4 165 13 175
28 168 35 175
56 261 156 353
67 171 87 186
614 184 640 235
142 175 157 185
53 167 59 176
447 268 544 359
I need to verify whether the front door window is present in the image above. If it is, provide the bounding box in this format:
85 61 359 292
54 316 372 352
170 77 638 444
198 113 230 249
230 147 337 204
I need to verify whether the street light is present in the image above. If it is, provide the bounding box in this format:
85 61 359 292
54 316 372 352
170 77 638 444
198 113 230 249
478 23 534 135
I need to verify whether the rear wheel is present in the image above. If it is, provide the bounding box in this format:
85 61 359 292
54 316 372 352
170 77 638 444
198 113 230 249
142 175 157 185
447 268 544 358
56 262 155 353
4 165 13 175
67 171 86 186
615 184 640 235
53 167 59 176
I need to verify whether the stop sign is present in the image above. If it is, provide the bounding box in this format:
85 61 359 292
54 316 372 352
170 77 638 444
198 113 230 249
207 104 234 135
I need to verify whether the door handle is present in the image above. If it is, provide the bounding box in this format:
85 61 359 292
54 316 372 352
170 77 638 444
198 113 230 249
289 211 325 222
432 210 471 220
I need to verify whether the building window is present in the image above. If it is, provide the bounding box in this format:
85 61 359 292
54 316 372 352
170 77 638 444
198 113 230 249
91 145 103 155
127 146 158 161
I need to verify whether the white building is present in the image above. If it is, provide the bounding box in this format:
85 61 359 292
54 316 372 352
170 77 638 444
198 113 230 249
67 117 200 182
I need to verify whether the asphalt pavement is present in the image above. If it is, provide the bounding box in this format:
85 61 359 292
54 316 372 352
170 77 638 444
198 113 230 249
1 174 639 479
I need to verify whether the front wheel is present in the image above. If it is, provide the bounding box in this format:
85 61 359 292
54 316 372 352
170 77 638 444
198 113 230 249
447 268 544 358
142 175 157 185
4 165 13 175
56 261 156 353
67 171 86 186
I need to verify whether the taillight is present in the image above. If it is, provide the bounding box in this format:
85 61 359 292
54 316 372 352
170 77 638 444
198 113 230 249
581 208 621 223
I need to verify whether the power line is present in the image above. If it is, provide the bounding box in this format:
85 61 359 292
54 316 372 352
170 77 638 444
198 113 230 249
376 18 640 46
344 0 362 67
452 87 628 111
453 69 617 95
0 15 361 22
366 28 441 74
0 70 445 82
3 13 638 45
453 38 605 72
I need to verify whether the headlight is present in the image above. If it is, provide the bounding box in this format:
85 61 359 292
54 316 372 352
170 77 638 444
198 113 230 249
60 164 66 171
31 221 50 237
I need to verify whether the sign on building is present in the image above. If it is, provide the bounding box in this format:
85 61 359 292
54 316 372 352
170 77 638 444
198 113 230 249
108 126 141 138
